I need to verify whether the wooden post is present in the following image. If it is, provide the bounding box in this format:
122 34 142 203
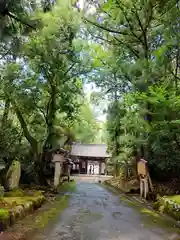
137 158 151 199
140 178 143 197
144 177 148 199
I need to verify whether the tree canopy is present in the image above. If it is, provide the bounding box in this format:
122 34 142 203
0 0 180 183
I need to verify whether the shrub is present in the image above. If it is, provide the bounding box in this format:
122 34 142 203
0 209 9 220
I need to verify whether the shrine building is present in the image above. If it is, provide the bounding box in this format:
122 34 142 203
70 143 111 175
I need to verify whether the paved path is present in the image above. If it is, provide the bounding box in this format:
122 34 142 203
32 181 180 240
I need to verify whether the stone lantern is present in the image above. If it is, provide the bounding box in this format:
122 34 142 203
52 148 69 188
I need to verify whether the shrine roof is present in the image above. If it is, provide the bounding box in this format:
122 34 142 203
70 143 111 158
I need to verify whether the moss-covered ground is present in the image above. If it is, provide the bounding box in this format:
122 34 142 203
103 182 180 235
104 178 140 194
33 181 76 228
0 188 45 221
32 195 69 228
1 181 76 239
57 180 76 193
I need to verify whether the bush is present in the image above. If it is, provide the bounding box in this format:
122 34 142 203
0 209 9 220
153 195 180 221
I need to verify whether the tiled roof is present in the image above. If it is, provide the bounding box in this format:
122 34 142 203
70 143 111 158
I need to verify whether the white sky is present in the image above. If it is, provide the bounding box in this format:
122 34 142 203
78 0 96 14
78 0 106 121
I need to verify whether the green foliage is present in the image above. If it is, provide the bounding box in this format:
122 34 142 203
83 0 180 179
0 0 179 184
0 209 9 220
154 195 180 221
72 102 100 143
0 0 102 184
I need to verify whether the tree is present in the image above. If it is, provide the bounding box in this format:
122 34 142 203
0 1 84 184
72 101 100 143
83 0 180 179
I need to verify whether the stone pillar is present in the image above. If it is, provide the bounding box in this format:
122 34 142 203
53 154 64 187
6 160 21 190
54 162 62 187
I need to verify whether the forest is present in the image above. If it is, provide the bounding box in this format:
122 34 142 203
0 0 179 185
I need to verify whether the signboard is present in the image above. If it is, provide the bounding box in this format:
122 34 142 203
137 159 147 177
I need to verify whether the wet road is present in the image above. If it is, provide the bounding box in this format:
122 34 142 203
32 182 179 240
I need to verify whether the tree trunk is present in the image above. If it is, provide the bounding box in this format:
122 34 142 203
34 155 49 186
44 83 57 150
1 98 10 127
42 82 58 175
10 99 48 185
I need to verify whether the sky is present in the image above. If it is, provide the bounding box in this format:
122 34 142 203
78 0 107 122
78 0 96 14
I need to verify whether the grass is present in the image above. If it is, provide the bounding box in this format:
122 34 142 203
4 188 25 197
18 182 75 229
58 180 76 193
32 181 76 226
28 181 76 229
32 194 70 228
